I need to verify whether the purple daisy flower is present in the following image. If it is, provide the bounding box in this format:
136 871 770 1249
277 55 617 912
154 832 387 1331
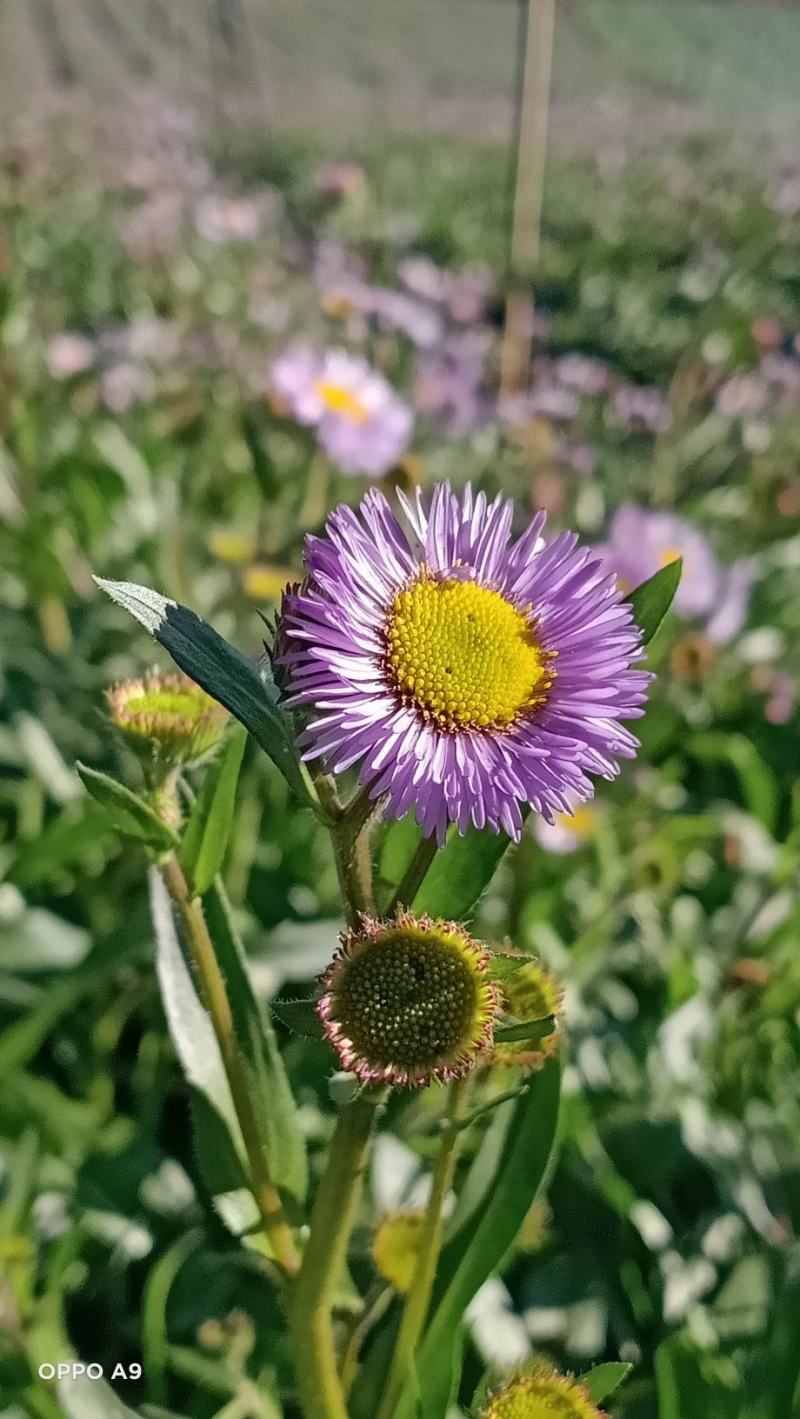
270 346 413 478
280 483 650 843
595 504 753 644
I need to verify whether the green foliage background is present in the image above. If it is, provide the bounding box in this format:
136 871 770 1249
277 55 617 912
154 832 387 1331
2 6 800 1416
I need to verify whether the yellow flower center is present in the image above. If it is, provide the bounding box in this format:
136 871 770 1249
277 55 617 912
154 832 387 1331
314 379 369 423
484 1372 601 1419
556 804 596 838
384 575 555 732
659 546 682 567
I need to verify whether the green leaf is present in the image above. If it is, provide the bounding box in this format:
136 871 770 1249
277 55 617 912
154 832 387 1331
6 801 115 889
377 813 422 899
494 1017 555 1045
412 825 515 920
94 578 317 812
141 1231 200 1403
58 1375 145 1419
627 558 683 645
178 727 247 896
579 1362 633 1404
149 867 245 1153
655 1336 742 1419
372 1060 561 1419
742 1266 800 1419
189 1088 258 1238
0 904 90 975
77 763 178 849
203 882 308 1203
688 731 779 833
150 867 307 1207
272 996 324 1038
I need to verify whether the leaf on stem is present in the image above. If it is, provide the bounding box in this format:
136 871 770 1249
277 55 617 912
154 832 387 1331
94 578 317 811
411 825 515 921
353 1060 561 1419
627 558 683 646
579 1362 633 1404
178 726 247 896
77 763 178 849
202 881 309 1204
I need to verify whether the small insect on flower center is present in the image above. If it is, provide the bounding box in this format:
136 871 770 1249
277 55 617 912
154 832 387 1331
384 575 555 731
333 927 482 1071
314 379 369 423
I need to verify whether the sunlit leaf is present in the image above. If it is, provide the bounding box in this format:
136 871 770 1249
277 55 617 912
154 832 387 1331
579 1362 633 1403
412 825 514 920
77 763 178 849
94 577 318 812
178 726 247 896
627 558 683 645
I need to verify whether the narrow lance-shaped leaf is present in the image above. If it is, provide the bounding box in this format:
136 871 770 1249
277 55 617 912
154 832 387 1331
58 1376 145 1419
409 1059 561 1419
627 558 683 646
149 868 306 1223
741 1264 800 1419
178 726 247 896
203 881 308 1203
77 763 178 850
353 1060 561 1419
149 867 246 1152
94 578 318 812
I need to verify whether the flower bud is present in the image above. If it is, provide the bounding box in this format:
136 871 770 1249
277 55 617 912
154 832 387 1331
106 670 228 770
317 912 501 1089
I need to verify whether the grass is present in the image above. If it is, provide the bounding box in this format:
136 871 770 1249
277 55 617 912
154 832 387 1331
2 0 800 150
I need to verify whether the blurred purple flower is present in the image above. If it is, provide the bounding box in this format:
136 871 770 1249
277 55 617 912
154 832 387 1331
413 331 489 434
612 385 671 435
595 505 753 643
100 362 154 413
270 346 412 477
554 353 609 395
47 333 95 380
715 372 769 419
398 256 495 323
194 191 278 245
765 672 796 725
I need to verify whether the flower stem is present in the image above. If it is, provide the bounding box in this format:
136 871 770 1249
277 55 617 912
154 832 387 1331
388 833 437 913
159 854 299 1276
376 1077 468 1419
289 1094 383 1419
333 803 378 924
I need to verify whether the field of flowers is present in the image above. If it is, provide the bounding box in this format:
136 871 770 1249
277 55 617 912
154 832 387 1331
2 72 800 1419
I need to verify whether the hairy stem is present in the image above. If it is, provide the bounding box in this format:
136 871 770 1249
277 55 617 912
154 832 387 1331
290 1095 383 1419
333 800 379 924
377 1078 468 1419
159 854 299 1276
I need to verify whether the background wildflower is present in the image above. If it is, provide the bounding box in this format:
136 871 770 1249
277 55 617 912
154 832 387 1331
270 346 413 476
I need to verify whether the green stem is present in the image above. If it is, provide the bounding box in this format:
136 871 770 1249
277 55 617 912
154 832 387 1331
332 799 379 924
388 834 437 914
159 855 299 1276
289 1095 383 1419
376 1078 468 1419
